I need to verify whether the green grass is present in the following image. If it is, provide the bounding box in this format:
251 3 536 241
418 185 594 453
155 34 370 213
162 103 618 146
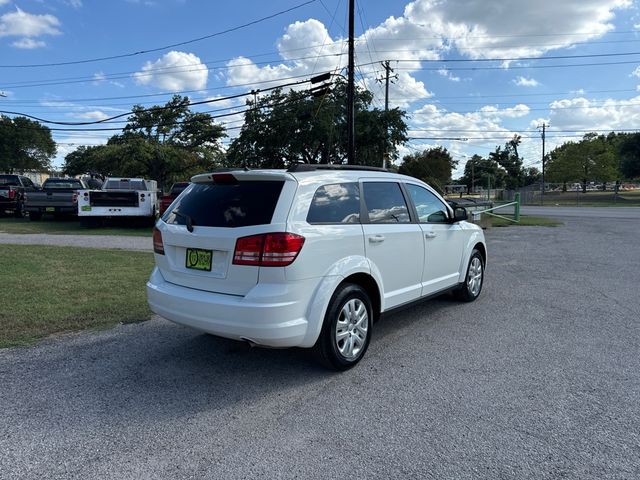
0 217 152 236
491 215 562 227
0 245 155 347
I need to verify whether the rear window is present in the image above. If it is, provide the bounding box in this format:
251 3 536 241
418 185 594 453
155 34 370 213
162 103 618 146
104 179 146 190
44 179 84 189
0 175 20 186
170 182 189 196
163 181 284 228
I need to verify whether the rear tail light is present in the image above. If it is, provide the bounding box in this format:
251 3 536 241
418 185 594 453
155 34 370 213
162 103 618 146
72 192 78 203
153 227 164 255
140 193 146 202
233 233 304 267
8 189 16 200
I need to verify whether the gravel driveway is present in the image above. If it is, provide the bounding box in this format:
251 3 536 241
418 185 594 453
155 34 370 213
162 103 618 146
0 233 151 251
1 217 639 479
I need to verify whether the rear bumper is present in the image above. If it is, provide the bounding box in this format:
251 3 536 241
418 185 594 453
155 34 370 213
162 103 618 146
0 199 18 210
26 205 77 214
146 267 316 348
79 205 152 217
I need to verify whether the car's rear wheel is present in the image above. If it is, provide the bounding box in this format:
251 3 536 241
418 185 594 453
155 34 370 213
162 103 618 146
454 249 484 302
314 283 372 371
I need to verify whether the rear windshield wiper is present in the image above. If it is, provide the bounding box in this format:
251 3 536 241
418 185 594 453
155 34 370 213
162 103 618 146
172 210 194 233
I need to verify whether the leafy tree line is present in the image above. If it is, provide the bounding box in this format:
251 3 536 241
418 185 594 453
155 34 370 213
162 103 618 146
0 115 56 173
63 95 226 189
226 79 407 168
546 132 640 191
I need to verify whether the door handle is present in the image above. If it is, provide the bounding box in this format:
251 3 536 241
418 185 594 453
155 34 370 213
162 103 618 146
369 235 385 243
425 232 437 239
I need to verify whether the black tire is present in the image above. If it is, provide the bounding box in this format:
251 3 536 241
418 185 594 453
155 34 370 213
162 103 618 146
13 200 24 218
80 217 97 228
29 211 42 221
313 283 373 371
454 249 484 302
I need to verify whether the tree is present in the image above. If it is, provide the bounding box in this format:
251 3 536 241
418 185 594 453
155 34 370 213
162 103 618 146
62 96 226 189
0 115 56 172
546 133 618 192
489 134 524 189
398 147 457 192
226 79 408 168
458 154 507 191
618 132 640 179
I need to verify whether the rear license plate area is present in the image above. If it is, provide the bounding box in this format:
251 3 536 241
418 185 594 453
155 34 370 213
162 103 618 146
185 248 213 272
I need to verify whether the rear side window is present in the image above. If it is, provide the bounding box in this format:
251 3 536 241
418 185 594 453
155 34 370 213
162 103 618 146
163 181 284 228
306 183 360 224
362 182 411 223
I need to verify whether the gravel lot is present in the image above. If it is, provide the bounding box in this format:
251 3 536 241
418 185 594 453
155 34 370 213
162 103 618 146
1 217 639 479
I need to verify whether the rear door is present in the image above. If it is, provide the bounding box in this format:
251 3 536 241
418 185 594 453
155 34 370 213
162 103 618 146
156 174 293 297
361 180 424 309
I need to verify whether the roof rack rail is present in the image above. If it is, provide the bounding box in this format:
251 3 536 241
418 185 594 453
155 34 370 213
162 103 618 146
286 164 388 173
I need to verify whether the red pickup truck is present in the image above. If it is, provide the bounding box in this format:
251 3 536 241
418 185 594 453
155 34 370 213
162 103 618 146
159 182 189 216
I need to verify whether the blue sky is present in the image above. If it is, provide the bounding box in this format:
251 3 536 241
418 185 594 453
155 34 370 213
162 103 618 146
1 0 639 176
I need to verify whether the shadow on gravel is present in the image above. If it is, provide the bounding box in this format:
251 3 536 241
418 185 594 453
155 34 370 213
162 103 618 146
2 293 463 428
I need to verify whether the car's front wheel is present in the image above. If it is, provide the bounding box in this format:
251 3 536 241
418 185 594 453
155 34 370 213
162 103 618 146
314 283 373 371
454 249 484 302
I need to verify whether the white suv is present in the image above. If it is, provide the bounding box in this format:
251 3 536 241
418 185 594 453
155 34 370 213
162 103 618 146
147 165 486 370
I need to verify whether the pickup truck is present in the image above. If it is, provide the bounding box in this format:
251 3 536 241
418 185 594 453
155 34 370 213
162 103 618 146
77 177 159 227
0 174 38 218
25 177 89 221
159 181 189 215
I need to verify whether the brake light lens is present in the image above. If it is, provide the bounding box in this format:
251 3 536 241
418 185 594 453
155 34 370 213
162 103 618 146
8 189 16 200
152 227 164 255
233 233 304 267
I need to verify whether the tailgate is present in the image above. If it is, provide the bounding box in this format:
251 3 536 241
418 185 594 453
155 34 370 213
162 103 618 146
90 191 139 207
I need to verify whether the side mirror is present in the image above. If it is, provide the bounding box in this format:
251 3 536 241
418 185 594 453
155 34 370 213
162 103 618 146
453 206 468 222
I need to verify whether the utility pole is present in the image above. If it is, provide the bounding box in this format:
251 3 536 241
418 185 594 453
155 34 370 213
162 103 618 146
471 161 475 195
380 60 397 169
346 0 355 165
538 122 548 205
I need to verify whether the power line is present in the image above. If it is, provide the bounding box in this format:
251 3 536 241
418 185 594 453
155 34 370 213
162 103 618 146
0 1 318 69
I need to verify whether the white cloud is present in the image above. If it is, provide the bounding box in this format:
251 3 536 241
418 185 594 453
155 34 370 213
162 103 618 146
0 0 9 6
0 7 61 48
11 37 45 49
65 0 83 8
0 7 61 37
631 66 640 78
403 0 631 59
438 68 461 82
134 51 208 91
224 19 431 107
76 110 110 121
514 76 539 87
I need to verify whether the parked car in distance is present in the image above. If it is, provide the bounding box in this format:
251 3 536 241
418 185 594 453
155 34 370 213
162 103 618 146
147 165 487 370
25 177 89 221
77 177 159 227
0 174 38 218
159 181 189 216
